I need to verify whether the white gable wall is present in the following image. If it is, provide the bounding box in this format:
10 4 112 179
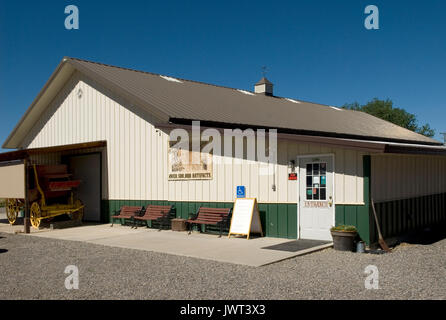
21 71 365 205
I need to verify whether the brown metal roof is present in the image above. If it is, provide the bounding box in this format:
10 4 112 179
67 58 440 145
3 57 442 148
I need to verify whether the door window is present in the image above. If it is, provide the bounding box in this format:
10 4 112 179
306 162 327 201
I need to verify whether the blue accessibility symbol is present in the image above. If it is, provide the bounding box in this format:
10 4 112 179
236 186 246 198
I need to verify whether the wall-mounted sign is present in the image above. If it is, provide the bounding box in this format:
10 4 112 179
168 145 213 180
304 201 328 208
236 186 246 198
228 198 264 240
288 173 297 180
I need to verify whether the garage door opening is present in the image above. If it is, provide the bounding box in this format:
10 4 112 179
66 153 101 222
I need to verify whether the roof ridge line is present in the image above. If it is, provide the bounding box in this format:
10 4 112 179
66 57 339 107
66 56 259 94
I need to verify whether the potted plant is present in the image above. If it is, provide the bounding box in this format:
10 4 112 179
330 225 358 252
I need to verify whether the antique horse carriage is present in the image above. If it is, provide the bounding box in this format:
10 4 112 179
5 164 84 228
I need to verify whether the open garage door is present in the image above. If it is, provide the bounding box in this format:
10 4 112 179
68 153 101 222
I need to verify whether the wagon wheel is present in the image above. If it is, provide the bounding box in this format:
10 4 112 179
6 199 19 225
30 202 41 229
69 199 84 222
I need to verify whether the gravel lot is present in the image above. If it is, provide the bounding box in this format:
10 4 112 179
0 231 445 300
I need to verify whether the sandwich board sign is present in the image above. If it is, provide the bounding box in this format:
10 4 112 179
228 198 263 239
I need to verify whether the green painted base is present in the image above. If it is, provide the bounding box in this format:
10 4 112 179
372 193 446 244
102 200 298 239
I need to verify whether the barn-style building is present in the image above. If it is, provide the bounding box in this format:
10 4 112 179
1 57 446 245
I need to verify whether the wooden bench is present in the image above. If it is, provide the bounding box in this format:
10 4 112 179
111 206 143 227
186 207 232 237
133 205 175 230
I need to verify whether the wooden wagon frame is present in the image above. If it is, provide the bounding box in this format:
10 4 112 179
5 164 84 229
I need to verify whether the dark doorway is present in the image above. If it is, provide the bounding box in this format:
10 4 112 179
67 153 101 222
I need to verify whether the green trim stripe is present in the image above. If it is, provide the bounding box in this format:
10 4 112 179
102 200 298 239
335 155 371 245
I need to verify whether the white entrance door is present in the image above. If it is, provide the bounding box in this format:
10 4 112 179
299 156 334 241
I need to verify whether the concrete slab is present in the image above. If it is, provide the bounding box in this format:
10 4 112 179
1 213 333 266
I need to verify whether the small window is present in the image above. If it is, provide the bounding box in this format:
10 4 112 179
320 163 327 175
320 188 326 200
313 188 319 200
313 163 319 175
306 163 312 174
306 176 312 187
306 188 313 200
305 161 328 202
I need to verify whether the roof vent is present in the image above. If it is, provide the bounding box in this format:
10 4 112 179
160 75 183 83
285 98 301 104
237 89 255 96
254 77 273 96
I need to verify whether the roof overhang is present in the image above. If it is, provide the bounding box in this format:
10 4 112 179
4 56 443 153
156 122 446 156
2 59 76 149
2 58 170 149
0 141 107 163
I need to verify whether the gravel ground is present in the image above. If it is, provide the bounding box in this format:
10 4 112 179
0 232 445 300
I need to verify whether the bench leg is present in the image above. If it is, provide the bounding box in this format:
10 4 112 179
188 223 193 235
111 217 115 227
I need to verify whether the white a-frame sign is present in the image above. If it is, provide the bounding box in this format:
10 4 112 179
228 198 264 239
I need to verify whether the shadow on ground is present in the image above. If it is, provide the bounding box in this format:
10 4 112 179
397 223 446 245
0 217 23 225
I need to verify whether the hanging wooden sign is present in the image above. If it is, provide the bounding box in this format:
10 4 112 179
228 198 264 239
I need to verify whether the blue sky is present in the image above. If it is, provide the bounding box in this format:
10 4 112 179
1 0 445 150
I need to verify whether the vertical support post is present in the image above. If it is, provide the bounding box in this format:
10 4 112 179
363 155 371 245
24 158 30 234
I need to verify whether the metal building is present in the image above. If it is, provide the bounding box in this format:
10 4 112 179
1 57 445 245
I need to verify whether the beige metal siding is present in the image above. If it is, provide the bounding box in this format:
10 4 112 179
22 72 365 205
371 154 446 202
0 164 25 199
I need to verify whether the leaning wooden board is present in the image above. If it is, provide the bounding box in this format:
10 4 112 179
228 198 263 239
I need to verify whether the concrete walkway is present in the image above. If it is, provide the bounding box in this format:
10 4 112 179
0 212 332 267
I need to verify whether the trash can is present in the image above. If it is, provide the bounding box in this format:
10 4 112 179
356 241 365 253
171 218 187 232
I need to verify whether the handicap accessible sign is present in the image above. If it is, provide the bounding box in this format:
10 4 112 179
236 186 246 198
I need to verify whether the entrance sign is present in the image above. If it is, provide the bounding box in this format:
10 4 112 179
228 198 263 239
